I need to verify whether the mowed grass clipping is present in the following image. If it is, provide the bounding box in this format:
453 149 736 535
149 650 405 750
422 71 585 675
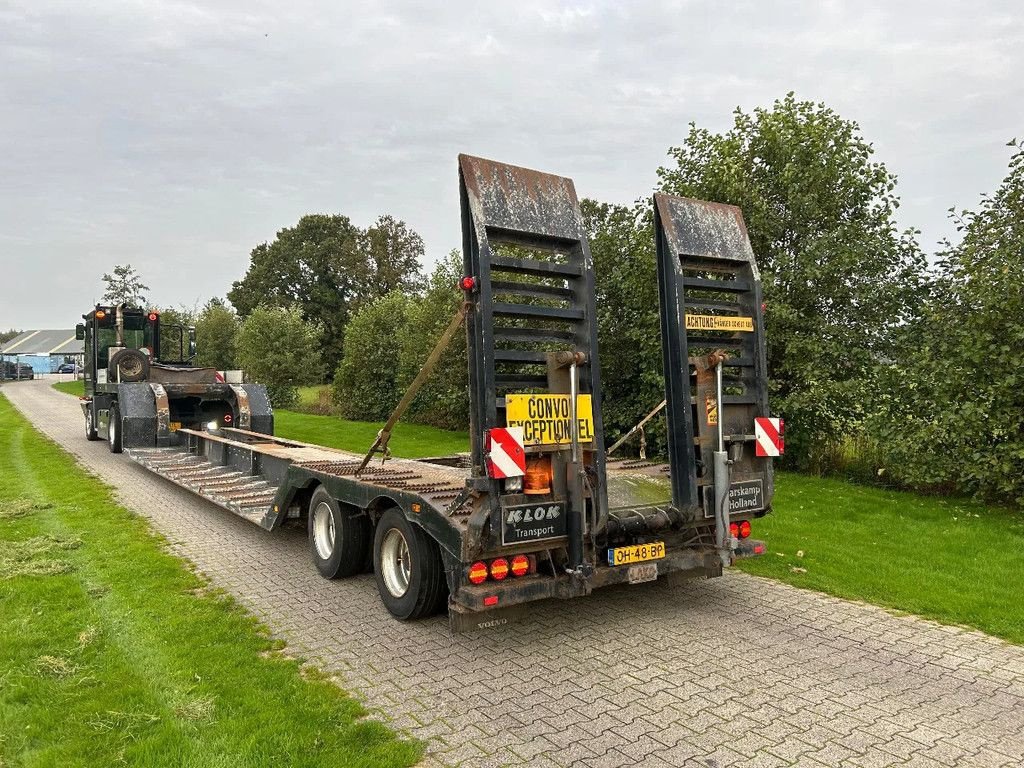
0 394 421 767
738 472 1024 645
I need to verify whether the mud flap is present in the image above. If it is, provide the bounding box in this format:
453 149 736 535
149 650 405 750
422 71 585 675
448 601 531 634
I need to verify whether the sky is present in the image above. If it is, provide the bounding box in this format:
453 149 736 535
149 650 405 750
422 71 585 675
1 0 1021 331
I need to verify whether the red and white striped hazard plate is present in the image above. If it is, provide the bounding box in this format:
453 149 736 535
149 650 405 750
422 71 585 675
754 417 784 457
486 427 527 478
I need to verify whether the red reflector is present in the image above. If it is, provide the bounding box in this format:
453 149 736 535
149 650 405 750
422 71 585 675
738 520 751 539
490 557 509 581
223 414 233 424
483 595 498 607
753 544 765 555
729 522 739 538
510 554 530 577
468 561 488 584
460 276 477 291
148 312 158 321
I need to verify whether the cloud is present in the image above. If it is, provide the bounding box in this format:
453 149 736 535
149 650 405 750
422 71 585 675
1 0 1021 329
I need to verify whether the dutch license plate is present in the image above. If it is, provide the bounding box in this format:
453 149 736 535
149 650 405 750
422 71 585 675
628 563 659 584
169 421 181 432
607 541 666 567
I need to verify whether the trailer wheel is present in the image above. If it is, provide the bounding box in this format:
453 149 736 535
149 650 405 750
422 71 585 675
307 486 368 579
108 405 123 454
85 407 99 441
373 507 447 620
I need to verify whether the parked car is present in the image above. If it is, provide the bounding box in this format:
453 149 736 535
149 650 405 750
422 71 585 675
0 361 34 380
56 363 78 374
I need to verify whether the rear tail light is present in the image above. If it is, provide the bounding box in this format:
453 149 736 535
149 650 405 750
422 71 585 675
468 561 488 584
490 558 509 581
510 554 530 577
467 554 536 584
738 520 751 539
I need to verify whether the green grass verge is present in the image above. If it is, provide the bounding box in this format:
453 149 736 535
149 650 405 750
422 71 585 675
738 472 1024 645
296 385 330 408
273 410 469 459
51 379 84 397
48 380 1024 644
0 393 421 767
52 380 466 459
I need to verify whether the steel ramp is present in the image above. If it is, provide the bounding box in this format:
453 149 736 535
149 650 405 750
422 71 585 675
653 193 773 519
129 447 278 526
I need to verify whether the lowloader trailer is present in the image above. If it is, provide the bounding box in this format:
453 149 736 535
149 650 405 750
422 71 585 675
108 155 782 632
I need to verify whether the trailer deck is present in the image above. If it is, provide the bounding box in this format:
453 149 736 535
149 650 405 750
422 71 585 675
129 428 468 530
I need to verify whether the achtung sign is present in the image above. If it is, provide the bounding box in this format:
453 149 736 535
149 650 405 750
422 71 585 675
505 394 595 446
684 314 754 332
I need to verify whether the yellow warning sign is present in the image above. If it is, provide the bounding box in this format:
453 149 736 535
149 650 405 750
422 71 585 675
704 393 718 426
685 314 754 332
505 394 595 446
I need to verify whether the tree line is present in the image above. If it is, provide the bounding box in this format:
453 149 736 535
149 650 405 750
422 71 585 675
106 93 1023 507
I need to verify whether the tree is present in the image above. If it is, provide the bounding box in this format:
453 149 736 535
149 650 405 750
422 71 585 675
195 299 239 370
870 142 1024 505
151 305 196 363
581 200 668 455
234 306 322 409
332 292 413 421
396 251 468 431
228 214 425 377
656 93 927 469
102 264 150 306
0 329 21 345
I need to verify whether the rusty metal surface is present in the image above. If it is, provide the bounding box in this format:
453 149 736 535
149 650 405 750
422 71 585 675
298 459 465 500
229 384 251 430
150 383 170 440
654 194 757 268
459 154 584 241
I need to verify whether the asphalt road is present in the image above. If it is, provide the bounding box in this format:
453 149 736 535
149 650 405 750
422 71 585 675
5 379 1023 768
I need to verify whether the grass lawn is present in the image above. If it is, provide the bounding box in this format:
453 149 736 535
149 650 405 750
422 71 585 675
52 379 84 397
274 410 468 459
739 472 1024 645
52 380 467 459
48 379 1024 644
0 394 421 767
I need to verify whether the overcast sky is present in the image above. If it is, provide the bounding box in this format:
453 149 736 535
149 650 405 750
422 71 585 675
1 0 1021 331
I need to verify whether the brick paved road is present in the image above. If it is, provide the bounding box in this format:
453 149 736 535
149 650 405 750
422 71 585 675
6 380 1024 767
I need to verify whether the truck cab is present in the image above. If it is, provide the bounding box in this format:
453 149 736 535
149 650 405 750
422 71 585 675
76 304 271 453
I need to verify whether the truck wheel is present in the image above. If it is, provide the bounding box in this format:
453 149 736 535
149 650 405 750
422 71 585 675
108 405 123 453
108 349 150 383
373 507 447 620
85 407 99 441
307 486 368 579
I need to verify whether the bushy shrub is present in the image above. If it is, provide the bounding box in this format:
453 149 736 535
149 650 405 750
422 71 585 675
867 143 1024 506
397 251 469 431
234 306 322 409
332 291 413 421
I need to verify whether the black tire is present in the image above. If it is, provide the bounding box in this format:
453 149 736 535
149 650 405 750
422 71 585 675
85 406 99 441
108 349 150 383
108 405 123 454
307 486 369 579
373 507 448 620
